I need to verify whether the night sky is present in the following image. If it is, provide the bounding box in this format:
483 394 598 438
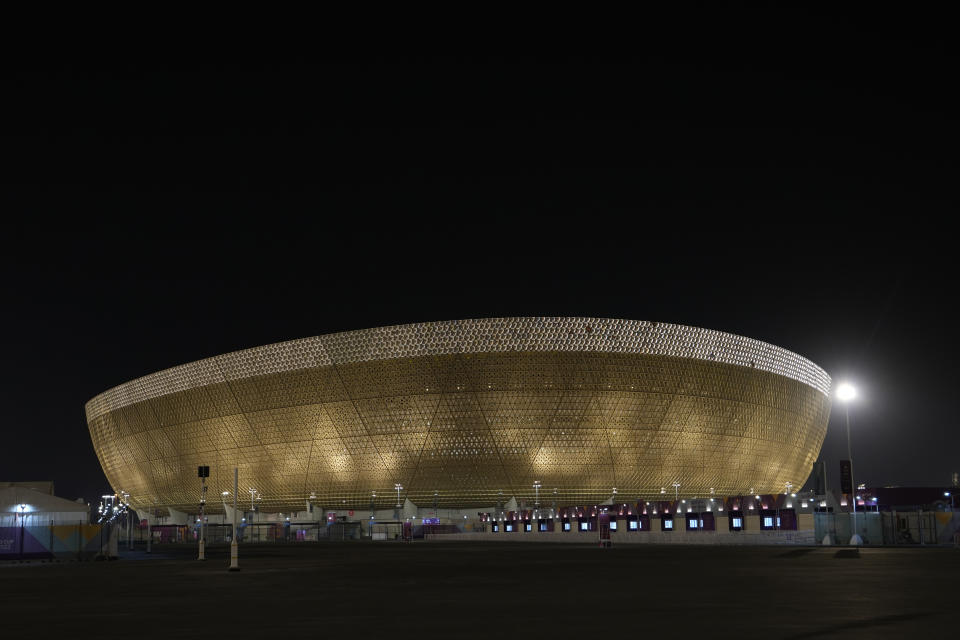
3 15 957 503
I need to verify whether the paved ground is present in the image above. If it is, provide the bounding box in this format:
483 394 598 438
2 542 959 636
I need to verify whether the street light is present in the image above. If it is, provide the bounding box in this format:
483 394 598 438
837 382 862 546
18 504 26 559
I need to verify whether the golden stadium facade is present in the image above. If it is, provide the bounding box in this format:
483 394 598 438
85 318 831 514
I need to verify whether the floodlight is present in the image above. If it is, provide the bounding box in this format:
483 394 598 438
836 383 856 402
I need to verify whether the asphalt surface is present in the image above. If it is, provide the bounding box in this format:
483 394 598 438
2 542 958 636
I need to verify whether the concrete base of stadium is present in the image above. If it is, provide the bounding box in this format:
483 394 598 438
429 528 818 545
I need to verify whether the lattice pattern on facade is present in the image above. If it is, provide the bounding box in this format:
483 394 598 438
85 318 831 513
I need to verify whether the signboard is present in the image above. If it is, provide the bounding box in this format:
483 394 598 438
813 460 826 496
598 511 611 547
840 460 852 495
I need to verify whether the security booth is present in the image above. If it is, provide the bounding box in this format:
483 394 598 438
608 515 618 532
537 518 555 532
628 514 651 531
728 511 745 531
598 511 612 547
518 510 532 532
699 512 716 531
760 508 797 531
660 514 675 531
578 515 596 532
778 509 798 530
759 509 781 530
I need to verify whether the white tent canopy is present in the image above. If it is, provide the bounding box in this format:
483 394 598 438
0 485 89 526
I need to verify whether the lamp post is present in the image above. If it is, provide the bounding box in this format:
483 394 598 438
229 468 239 571
837 382 862 546
248 488 259 543
197 469 208 561
395 484 403 521
18 504 26 560
533 481 541 519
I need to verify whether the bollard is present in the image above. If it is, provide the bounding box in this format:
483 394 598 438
229 538 239 571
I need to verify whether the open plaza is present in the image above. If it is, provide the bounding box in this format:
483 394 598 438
3 542 959 636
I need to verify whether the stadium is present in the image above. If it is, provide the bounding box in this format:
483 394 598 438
85 317 831 522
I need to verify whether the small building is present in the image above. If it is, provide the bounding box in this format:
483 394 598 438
0 481 90 526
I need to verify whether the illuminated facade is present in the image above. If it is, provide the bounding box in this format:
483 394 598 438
86 318 831 514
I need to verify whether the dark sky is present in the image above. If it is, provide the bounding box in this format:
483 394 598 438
3 14 957 502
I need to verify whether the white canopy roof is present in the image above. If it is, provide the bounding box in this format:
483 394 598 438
0 485 89 523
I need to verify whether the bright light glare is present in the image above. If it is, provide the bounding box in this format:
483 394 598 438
836 383 857 402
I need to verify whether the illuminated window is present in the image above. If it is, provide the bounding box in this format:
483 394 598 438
763 517 774 528
563 522 570 531
492 523 499 532
580 521 589 531
524 522 532 532
505 523 513 532
689 519 698 528
609 521 617 531
629 520 638 531
664 519 673 530
732 517 743 528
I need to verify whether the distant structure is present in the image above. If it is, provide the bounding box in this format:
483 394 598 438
86 317 831 516
0 481 89 526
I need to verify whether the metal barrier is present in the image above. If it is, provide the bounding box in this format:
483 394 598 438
0 521 114 561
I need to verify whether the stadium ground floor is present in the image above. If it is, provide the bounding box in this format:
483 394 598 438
3 542 959 636
125 498 960 547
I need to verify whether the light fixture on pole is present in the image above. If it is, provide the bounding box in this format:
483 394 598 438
197 465 209 561
229 468 239 571
18 504 26 560
836 382 862 546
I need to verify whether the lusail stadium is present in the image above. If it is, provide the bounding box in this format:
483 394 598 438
86 317 831 516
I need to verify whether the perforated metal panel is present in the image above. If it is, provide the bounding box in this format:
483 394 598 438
86 318 831 513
